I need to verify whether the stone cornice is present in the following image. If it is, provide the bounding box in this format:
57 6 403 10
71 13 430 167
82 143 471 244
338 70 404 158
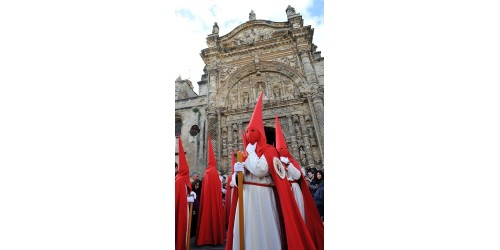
218 39 294 58
175 96 207 110
221 97 307 116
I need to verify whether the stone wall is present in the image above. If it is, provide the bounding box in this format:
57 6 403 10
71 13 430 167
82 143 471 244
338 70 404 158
175 6 324 176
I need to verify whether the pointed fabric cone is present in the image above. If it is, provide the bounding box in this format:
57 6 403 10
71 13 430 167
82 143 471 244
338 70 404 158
175 135 191 250
245 91 267 156
207 135 216 169
275 117 325 250
196 135 225 245
175 135 191 190
275 115 292 158
225 151 236 227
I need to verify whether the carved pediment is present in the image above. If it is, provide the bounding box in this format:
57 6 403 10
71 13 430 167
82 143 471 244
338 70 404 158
225 27 272 46
219 21 290 49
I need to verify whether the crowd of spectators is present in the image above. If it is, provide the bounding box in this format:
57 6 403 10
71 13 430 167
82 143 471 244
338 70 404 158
304 167 325 220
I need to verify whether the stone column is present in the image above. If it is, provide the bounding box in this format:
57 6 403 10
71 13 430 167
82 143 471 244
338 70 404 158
299 50 318 86
307 95 323 159
217 109 222 170
311 93 324 158
299 115 314 166
228 123 233 153
207 68 218 104
292 115 305 165
287 115 299 158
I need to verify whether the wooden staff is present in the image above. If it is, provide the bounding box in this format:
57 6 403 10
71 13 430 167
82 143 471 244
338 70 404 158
186 201 193 250
237 151 245 250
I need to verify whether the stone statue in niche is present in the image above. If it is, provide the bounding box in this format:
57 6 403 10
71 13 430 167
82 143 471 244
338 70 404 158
307 125 316 146
232 127 239 146
242 91 249 105
222 127 227 138
255 82 265 98
299 146 306 165
272 86 281 99
230 92 238 108
294 122 302 137
284 83 294 98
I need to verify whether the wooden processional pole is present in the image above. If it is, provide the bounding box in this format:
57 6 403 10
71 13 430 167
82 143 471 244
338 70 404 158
237 151 245 250
186 201 193 250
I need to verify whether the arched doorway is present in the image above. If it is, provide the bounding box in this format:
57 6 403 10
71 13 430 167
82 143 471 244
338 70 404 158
264 126 275 146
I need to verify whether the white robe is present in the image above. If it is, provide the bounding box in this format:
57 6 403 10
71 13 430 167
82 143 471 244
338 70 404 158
230 152 282 250
286 163 305 222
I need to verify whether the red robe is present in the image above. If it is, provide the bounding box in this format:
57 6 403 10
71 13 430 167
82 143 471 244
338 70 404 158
174 177 191 250
225 174 232 228
225 185 239 250
226 145 316 250
289 157 325 250
195 167 225 245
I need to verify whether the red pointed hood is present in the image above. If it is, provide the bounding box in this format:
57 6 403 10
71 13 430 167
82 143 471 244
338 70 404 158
245 91 267 156
206 134 217 172
175 135 191 191
275 116 293 159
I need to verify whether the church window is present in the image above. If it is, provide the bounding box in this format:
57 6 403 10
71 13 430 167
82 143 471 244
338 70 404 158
175 118 182 137
189 125 200 136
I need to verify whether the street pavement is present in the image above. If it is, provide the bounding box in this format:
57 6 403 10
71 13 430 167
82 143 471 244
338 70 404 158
188 230 226 250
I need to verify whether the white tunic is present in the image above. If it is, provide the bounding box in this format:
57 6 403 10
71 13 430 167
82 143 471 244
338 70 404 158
230 152 282 250
286 163 305 222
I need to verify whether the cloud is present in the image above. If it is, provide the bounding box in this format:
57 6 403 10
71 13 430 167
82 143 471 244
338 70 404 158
169 0 324 94
175 9 196 20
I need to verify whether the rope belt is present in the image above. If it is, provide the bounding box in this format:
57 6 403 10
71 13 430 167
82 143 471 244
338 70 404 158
289 180 299 184
243 181 275 187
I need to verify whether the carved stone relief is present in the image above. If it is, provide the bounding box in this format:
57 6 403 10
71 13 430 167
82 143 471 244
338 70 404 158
178 10 323 173
273 55 299 69
224 71 298 109
231 27 274 46
219 66 239 82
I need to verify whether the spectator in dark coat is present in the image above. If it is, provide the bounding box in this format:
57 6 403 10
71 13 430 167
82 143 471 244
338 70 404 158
190 179 202 237
314 181 324 219
309 170 323 194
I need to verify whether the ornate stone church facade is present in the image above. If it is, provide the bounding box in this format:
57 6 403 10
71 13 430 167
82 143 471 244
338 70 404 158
175 6 324 175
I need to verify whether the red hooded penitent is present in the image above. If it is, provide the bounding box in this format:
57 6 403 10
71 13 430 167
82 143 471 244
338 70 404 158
195 135 225 245
276 116 324 250
175 135 191 250
226 92 317 250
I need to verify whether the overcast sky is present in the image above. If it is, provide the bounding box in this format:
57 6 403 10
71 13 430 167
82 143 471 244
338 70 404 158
169 0 324 93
